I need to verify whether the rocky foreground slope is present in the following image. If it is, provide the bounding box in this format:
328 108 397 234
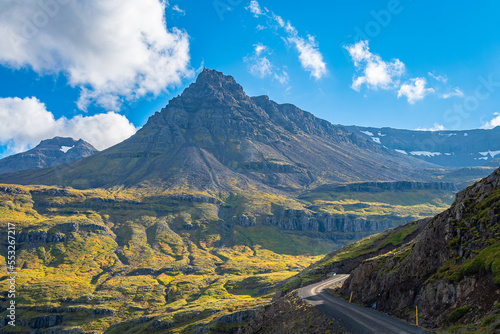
0 137 98 174
338 167 500 332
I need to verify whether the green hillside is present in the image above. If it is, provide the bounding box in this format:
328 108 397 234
0 181 454 333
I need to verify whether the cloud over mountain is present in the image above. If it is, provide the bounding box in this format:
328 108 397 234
0 96 137 156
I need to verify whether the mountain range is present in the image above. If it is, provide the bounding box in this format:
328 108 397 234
348 125 500 168
0 137 97 174
0 69 436 192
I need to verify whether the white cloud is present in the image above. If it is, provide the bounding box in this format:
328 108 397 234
254 43 267 56
249 56 273 78
244 44 289 85
0 0 192 111
0 97 137 156
428 72 448 83
481 113 500 129
415 123 446 131
246 2 327 80
286 27 327 80
273 13 285 28
274 70 289 85
247 0 263 17
171 5 185 15
345 40 405 91
441 88 464 99
398 78 435 104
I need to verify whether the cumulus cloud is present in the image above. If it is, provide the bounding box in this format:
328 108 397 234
345 41 462 104
345 40 405 91
397 78 435 104
0 0 192 111
0 97 137 156
481 113 500 129
441 88 464 99
246 1 327 80
415 123 446 131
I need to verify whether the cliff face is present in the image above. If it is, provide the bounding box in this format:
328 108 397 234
261 209 411 233
340 167 500 329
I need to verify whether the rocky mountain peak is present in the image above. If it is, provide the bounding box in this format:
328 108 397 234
177 68 247 103
37 137 88 150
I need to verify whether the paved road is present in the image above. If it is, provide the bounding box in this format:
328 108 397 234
298 275 433 334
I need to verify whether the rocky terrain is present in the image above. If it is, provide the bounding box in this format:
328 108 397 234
0 137 98 175
238 291 348 334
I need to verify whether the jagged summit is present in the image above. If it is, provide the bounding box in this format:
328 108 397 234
172 68 247 104
0 69 436 190
0 137 98 174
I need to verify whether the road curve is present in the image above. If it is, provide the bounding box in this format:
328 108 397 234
298 275 433 334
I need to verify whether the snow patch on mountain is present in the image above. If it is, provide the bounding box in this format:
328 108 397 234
410 151 442 157
479 150 500 158
60 145 74 153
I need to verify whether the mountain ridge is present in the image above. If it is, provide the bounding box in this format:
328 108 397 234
0 69 437 192
348 125 500 168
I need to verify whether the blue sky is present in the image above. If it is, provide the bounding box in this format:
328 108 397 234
0 0 500 157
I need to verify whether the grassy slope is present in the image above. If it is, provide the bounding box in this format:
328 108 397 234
0 182 454 333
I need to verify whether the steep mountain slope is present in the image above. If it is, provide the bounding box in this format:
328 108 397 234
0 137 97 174
339 167 500 331
348 125 500 168
0 69 435 192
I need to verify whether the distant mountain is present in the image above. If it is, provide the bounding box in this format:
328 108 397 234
348 125 500 168
0 69 436 191
0 137 98 174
